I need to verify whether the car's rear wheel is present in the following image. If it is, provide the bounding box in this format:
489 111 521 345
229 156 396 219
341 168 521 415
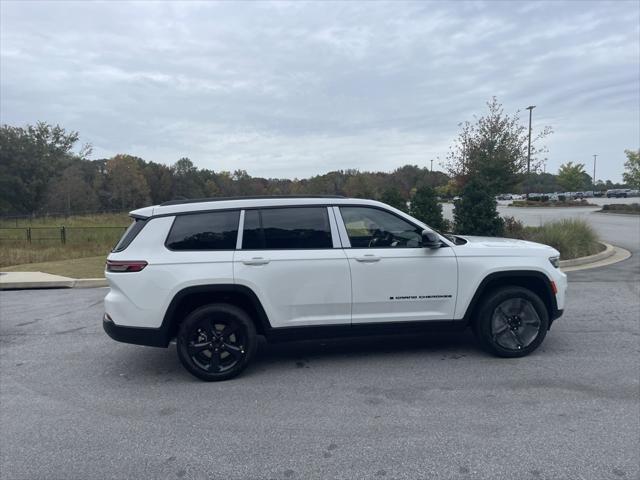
176 304 257 381
473 286 549 358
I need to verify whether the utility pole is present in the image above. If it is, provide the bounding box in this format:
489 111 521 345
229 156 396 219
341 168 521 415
526 105 536 199
430 159 434 172
593 154 598 192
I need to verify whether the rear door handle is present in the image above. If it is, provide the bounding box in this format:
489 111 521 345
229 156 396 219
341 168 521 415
355 255 380 263
242 257 270 266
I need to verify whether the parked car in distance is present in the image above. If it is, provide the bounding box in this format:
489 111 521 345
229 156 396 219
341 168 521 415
607 189 629 198
103 195 567 381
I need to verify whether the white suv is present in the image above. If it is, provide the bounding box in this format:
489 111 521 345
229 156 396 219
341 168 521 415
104 196 567 381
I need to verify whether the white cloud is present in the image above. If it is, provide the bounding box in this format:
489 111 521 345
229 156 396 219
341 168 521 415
1 0 638 181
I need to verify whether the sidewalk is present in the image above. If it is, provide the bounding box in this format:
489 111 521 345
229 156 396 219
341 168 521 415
0 271 107 290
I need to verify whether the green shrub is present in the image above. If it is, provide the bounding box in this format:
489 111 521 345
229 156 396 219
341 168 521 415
503 216 525 239
518 219 602 259
600 203 640 214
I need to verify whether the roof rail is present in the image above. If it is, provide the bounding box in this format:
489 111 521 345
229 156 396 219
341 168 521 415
159 195 346 207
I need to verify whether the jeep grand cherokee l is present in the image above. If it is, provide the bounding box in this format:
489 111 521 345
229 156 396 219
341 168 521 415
103 196 567 381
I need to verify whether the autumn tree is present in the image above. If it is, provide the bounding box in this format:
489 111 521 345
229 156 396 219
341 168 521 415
446 97 552 195
623 149 640 188
106 154 151 209
172 157 205 199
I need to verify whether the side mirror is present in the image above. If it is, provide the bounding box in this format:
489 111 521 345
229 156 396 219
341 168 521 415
422 230 441 249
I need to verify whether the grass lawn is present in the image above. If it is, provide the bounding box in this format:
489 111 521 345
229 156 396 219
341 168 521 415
2 256 107 278
0 212 130 228
0 212 129 268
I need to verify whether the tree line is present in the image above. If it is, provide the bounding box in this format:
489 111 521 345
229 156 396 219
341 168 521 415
0 123 449 216
1 97 637 237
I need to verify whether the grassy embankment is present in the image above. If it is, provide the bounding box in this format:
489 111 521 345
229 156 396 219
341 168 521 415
0 213 129 277
504 218 604 259
599 203 640 215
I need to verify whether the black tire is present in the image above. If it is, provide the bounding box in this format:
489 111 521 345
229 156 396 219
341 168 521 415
176 303 257 381
473 286 549 358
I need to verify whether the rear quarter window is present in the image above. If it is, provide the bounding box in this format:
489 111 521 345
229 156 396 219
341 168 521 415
166 210 240 250
112 218 147 252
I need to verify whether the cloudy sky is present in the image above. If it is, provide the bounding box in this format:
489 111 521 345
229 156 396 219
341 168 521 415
1 1 638 181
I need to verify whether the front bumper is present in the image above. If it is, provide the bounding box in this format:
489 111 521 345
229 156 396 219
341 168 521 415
103 314 169 348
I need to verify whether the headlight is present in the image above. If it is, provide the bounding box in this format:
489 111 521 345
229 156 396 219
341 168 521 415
549 256 560 268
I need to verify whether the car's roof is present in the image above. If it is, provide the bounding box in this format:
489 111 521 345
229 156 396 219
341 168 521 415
130 196 388 218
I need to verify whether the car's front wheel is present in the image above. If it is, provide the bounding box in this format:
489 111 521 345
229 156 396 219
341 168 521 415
473 286 549 358
176 303 257 381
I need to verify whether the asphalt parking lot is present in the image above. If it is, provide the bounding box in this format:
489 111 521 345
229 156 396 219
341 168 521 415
1 210 639 480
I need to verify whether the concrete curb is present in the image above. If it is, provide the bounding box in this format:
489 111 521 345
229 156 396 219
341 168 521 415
559 242 615 268
72 278 108 288
593 210 640 217
0 272 107 290
561 244 632 273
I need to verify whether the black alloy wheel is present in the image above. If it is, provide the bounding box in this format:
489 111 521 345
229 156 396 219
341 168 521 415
474 286 549 358
177 304 257 381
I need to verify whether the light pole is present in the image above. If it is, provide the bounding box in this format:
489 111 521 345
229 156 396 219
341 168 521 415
430 159 434 172
593 154 598 193
526 105 536 199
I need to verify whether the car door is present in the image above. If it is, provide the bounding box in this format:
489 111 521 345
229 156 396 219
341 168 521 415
335 205 458 324
233 206 351 328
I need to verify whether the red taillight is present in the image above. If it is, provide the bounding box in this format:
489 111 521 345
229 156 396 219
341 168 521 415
550 280 558 295
106 260 148 273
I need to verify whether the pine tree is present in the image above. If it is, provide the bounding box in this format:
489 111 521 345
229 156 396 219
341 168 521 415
454 177 504 236
380 188 407 212
410 185 447 231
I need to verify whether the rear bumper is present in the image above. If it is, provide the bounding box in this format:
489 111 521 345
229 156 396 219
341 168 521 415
103 314 169 347
549 308 564 328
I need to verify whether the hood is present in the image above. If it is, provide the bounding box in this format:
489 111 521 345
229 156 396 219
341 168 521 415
457 235 554 251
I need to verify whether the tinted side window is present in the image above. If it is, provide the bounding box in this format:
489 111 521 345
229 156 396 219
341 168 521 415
242 207 332 249
112 218 147 252
340 207 423 248
166 210 240 250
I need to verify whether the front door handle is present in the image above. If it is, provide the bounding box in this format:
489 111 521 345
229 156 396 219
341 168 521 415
355 255 380 263
242 257 270 266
